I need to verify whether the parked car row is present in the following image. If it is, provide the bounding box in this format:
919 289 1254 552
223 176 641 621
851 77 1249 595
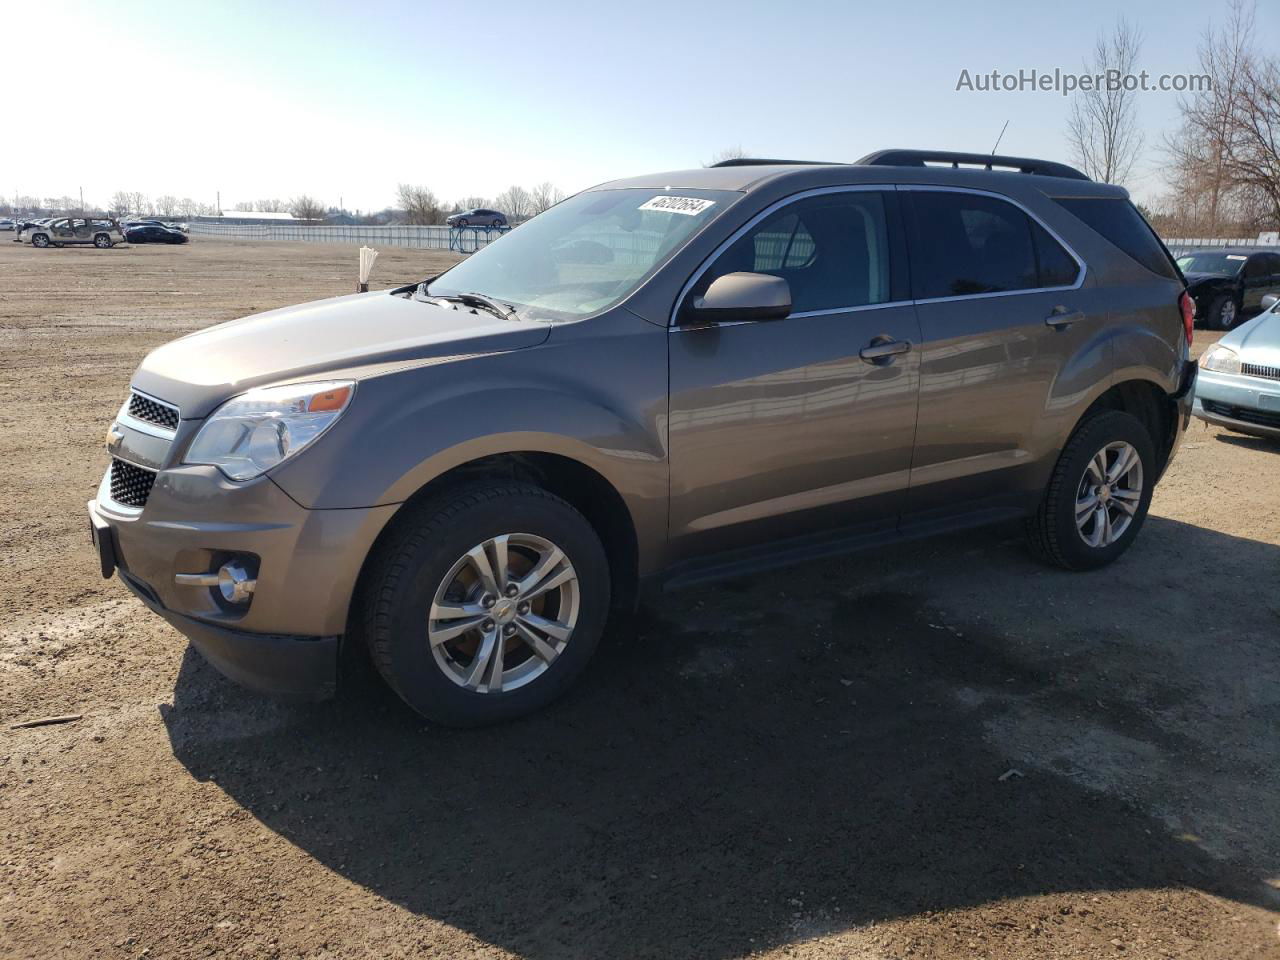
8 216 189 247
1177 247 1280 330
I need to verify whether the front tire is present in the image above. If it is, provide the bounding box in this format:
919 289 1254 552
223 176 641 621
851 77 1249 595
31 233 49 248
1208 294 1239 330
359 483 610 726
1026 411 1155 570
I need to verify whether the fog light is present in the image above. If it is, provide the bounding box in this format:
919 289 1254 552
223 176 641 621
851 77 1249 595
175 561 257 603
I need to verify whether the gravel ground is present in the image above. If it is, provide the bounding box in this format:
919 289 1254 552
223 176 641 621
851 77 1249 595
1 237 1278 959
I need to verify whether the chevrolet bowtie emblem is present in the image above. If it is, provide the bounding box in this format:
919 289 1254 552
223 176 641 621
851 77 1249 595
105 424 124 450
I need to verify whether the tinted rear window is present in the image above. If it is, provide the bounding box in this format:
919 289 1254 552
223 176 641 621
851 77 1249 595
908 192 1037 298
1053 197 1177 279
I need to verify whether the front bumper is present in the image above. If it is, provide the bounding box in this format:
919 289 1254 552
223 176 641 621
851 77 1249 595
89 465 398 698
1193 367 1280 440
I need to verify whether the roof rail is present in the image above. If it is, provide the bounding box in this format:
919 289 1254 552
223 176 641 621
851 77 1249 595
709 158 837 167
856 149 1090 181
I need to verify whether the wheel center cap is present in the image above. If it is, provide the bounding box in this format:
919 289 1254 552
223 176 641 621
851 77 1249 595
493 599 517 624
1098 483 1111 500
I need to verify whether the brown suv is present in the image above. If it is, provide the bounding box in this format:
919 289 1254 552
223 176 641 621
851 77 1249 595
25 216 125 248
88 150 1198 725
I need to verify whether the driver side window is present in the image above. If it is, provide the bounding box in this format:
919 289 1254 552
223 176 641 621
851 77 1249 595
694 191 892 314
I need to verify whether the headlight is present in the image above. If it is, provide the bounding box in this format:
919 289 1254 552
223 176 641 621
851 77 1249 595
185 381 354 480
1199 344 1241 375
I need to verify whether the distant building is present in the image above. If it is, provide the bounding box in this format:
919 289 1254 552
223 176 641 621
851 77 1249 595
194 210 319 226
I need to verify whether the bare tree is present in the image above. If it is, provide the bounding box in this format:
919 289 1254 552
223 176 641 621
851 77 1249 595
529 182 566 215
155 195 178 217
1066 19 1145 185
494 185 532 221
128 192 152 216
396 184 443 224
289 195 326 221
452 195 492 213
109 191 132 216
1163 0 1255 233
705 145 748 167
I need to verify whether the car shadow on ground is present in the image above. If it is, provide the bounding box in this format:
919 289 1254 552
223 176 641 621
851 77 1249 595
1214 431 1280 454
162 516 1278 958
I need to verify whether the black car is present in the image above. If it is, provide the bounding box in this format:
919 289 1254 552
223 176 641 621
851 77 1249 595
1176 247 1280 330
446 208 508 228
125 224 189 244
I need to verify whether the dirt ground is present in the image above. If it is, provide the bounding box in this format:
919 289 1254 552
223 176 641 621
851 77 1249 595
1 236 1278 960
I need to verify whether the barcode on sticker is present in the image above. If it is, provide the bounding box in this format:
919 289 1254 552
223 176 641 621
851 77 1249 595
639 196 716 216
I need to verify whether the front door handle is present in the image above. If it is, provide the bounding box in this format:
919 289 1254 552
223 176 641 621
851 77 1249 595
1046 306 1085 329
859 336 912 365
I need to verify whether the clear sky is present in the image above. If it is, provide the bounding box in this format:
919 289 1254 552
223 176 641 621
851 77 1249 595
7 0 1269 212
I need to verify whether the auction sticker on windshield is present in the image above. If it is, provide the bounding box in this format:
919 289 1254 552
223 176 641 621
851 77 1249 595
638 196 716 216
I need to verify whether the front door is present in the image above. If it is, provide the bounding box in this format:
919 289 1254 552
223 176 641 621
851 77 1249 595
667 188 921 565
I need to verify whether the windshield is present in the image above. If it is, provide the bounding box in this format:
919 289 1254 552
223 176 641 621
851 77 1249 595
1176 252 1247 276
428 188 738 319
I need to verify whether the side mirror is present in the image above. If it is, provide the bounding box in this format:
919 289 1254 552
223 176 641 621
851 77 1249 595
688 272 791 324
1262 293 1279 312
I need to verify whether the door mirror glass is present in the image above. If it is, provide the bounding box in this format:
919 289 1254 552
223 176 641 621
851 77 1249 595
689 271 791 323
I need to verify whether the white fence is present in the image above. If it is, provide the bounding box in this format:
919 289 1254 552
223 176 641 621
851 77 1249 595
1164 237 1266 256
188 221 506 252
188 220 1274 261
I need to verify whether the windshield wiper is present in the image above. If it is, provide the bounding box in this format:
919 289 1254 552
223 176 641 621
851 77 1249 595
414 284 517 321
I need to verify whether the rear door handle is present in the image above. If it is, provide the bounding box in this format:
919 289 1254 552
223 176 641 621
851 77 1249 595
1046 306 1085 329
859 336 912 365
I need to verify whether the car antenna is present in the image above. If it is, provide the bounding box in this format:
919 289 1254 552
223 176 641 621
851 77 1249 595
991 119 1010 155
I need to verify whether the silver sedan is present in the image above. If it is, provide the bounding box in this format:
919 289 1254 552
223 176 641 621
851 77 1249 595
1195 294 1280 440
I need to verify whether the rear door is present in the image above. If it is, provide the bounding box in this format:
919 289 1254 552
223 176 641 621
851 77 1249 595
901 187 1094 522
667 187 921 563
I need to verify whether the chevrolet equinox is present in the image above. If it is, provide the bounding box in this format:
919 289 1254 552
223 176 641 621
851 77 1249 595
89 150 1198 725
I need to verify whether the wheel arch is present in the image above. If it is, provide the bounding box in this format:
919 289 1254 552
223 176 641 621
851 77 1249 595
1075 377 1177 475
348 450 642 638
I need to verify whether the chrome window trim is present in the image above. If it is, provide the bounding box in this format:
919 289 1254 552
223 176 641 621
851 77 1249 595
667 182 1089 329
896 184 1087 300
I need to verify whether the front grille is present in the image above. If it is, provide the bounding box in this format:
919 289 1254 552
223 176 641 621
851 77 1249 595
110 458 157 507
1242 362 1280 381
127 391 179 430
1202 399 1280 429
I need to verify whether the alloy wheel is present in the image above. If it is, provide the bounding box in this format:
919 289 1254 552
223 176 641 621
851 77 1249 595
428 533 579 693
1221 299 1237 329
1075 440 1143 548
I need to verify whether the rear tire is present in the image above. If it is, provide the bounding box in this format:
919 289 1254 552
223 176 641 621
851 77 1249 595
1026 411 1155 571
358 483 610 726
93 233 112 248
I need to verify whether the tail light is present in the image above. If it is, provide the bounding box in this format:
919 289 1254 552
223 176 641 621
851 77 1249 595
1179 291 1194 346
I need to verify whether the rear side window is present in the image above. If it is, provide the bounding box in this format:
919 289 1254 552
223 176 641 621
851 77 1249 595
907 192 1040 298
1053 197 1177 279
697 191 892 313
1031 222 1081 287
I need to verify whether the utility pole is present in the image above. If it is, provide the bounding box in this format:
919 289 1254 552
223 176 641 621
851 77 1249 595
79 186 84 211
216 190 221 215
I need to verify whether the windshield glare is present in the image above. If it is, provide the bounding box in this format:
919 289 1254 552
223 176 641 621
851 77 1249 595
1176 252 1247 276
428 188 737 319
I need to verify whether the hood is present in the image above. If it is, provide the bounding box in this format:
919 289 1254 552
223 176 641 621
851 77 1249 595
1222 309 1280 366
1183 272 1233 292
132 290 550 418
